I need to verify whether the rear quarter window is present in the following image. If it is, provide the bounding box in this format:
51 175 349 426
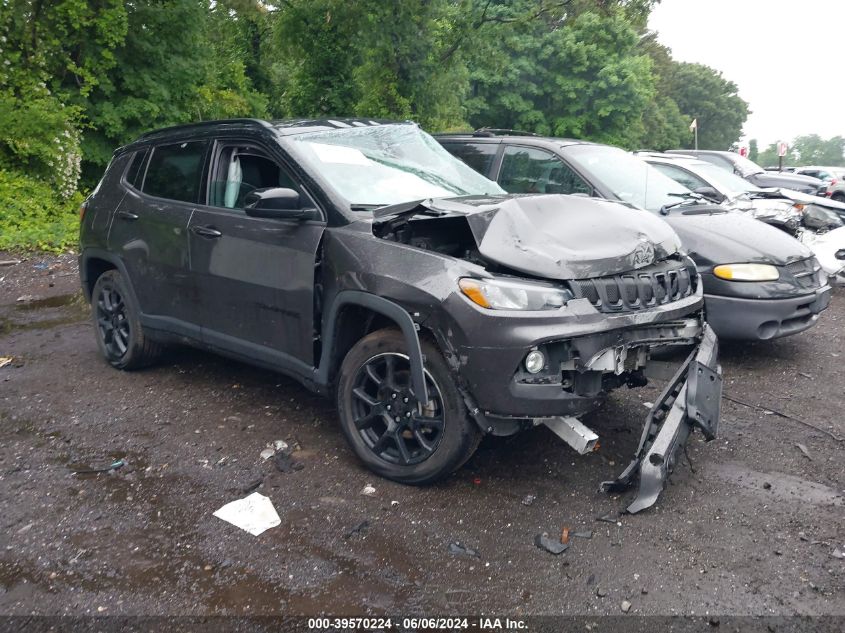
142 141 208 203
441 142 498 177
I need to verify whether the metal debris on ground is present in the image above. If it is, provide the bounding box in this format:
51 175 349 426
596 512 619 524
521 494 536 506
448 542 480 557
343 520 370 539
70 458 126 475
795 443 812 460
241 477 263 494
361 483 376 496
534 532 569 555
213 492 281 536
723 393 844 442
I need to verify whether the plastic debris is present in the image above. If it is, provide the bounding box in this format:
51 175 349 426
361 483 376 496
448 542 480 557
521 494 536 506
795 443 812 460
344 520 370 539
213 492 281 536
71 458 126 475
534 532 568 555
260 439 290 461
0 357 12 369
561 527 570 545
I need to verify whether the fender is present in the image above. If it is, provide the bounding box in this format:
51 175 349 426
79 248 139 305
315 290 429 405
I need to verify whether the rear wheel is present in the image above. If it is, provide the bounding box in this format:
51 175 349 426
91 270 163 369
336 329 481 484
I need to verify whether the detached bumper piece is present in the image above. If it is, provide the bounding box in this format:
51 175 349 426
601 324 722 513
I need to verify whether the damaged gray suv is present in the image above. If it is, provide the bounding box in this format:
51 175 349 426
79 119 722 512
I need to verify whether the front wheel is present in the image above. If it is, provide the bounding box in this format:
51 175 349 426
336 329 481 484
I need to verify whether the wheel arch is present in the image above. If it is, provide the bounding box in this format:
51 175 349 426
80 249 137 307
316 291 429 404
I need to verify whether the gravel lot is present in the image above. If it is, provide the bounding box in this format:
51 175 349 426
1 251 843 619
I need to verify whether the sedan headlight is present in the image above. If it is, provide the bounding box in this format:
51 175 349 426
459 277 572 310
712 263 779 281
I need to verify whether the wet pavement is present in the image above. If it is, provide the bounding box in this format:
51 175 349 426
0 253 843 617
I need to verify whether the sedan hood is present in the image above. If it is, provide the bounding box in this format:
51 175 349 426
750 172 822 191
374 194 682 279
664 210 813 267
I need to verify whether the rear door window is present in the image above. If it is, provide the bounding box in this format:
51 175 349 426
125 149 148 189
442 142 499 177
498 146 591 195
142 141 208 203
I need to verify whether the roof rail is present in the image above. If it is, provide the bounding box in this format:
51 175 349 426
472 127 539 138
137 118 271 140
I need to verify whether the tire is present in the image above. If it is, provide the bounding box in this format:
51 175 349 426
336 328 481 484
91 269 163 370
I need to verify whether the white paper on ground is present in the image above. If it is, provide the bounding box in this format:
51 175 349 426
213 492 281 536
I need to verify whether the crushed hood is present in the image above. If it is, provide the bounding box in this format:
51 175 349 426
374 194 682 279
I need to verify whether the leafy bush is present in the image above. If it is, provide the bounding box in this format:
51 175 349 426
0 169 81 253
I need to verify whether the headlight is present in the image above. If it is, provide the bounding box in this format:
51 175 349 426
712 263 779 281
458 277 572 310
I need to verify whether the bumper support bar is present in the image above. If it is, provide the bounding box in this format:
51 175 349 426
601 324 722 513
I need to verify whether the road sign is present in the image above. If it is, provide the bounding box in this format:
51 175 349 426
777 142 787 157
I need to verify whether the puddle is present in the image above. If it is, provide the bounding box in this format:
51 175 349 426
0 292 89 335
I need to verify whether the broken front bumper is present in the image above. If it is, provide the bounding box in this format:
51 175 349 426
601 323 722 513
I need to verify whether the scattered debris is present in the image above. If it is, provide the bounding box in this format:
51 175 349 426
259 439 290 461
473 477 482 485
390 500 399 507
361 483 377 496
0 357 13 369
643 401 653 409
596 512 619 524
573 530 593 539
798 372 812 379
344 520 370 539
15 294 39 303
521 494 536 506
723 394 844 442
763 482 772 490
798 532 809 542
70 458 126 475
534 532 568 555
795 443 812 460
831 549 845 560
595 587 607 597
273 451 303 473
213 492 281 536
448 542 480 557
240 477 263 494
17 523 33 534
621 600 632 613
561 527 570 545
0 259 22 267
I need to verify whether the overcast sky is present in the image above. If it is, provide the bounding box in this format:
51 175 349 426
648 0 845 148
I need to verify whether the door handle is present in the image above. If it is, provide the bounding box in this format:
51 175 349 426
191 225 222 238
117 211 139 221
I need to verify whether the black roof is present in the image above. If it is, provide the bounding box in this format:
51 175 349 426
434 131 598 148
136 117 409 142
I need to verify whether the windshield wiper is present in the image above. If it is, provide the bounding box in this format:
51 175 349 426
350 203 387 211
659 192 706 215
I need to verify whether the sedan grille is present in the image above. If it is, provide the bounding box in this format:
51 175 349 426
786 257 822 290
567 259 697 313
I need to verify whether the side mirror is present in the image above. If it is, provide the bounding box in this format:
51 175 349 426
693 186 724 203
244 187 318 220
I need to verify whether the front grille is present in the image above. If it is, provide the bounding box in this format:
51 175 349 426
567 259 697 313
785 257 822 290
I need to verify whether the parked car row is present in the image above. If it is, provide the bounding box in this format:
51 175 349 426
80 118 836 513
766 165 845 202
